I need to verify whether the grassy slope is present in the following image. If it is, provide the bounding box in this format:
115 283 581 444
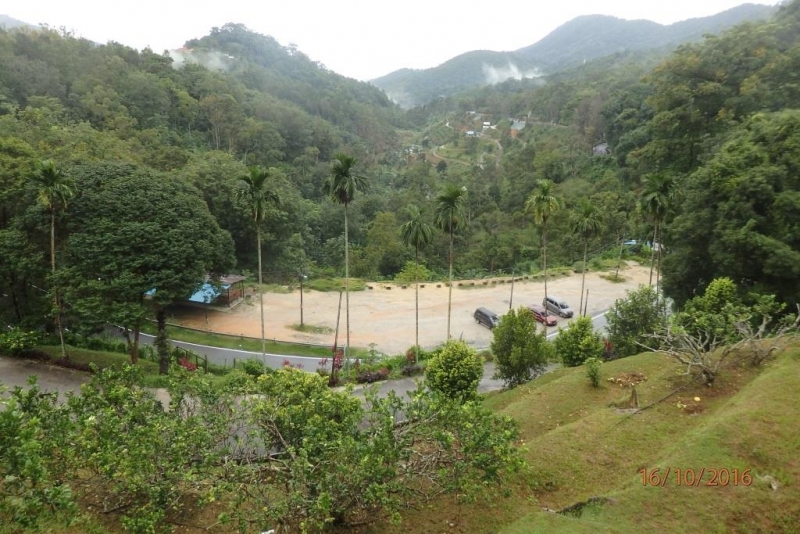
378 346 799 533
503 349 800 533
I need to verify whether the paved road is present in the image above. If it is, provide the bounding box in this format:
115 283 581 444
0 354 514 401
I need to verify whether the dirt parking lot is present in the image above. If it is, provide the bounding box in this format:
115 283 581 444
172 262 652 356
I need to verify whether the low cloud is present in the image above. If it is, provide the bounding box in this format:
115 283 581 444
482 62 543 85
169 49 234 71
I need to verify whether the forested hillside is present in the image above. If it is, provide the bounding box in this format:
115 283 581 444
2 0 800 332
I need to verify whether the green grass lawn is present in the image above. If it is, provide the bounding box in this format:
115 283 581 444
139 322 371 359
34 345 233 388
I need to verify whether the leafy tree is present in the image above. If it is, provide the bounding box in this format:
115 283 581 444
585 357 602 388
393 260 432 284
61 162 234 369
324 153 367 362
434 184 467 339
571 198 602 314
235 165 280 367
526 180 561 305
29 159 74 359
554 316 604 367
400 204 434 363
662 111 800 307
606 285 668 358
491 307 550 387
425 339 483 402
673 277 748 347
0 227 45 324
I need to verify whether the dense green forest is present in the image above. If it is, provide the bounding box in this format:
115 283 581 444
2 0 800 336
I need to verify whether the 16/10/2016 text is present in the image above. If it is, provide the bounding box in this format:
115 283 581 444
639 467 753 487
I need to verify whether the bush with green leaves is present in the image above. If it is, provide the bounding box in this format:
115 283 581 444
554 316 604 367
0 381 77 529
585 357 602 388
606 285 668 358
65 366 236 533
490 307 550 387
394 260 433 284
673 277 748 344
424 339 484 402
0 328 41 357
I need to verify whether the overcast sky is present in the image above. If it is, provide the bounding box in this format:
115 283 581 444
5 0 783 81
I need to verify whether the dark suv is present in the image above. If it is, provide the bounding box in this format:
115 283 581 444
474 307 500 329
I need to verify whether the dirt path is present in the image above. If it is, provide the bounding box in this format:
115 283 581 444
167 263 650 356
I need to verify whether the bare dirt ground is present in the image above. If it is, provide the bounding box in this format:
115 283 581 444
171 262 651 356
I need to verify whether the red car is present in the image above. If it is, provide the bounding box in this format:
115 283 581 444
528 304 557 327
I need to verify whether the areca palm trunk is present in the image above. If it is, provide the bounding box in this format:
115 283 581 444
579 239 588 315
51 211 66 359
542 221 549 304
649 220 659 286
344 203 350 361
257 227 266 368
447 229 453 339
414 248 420 363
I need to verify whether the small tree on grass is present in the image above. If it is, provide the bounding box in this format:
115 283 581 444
585 357 602 388
554 316 604 367
606 285 667 358
491 307 550 387
425 339 483 402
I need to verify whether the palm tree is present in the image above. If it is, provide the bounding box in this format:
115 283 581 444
571 199 603 315
526 180 561 306
400 204 434 363
30 160 74 360
640 173 676 289
324 153 367 362
434 184 467 339
236 165 279 368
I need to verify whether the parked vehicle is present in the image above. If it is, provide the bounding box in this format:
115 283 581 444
474 307 500 329
543 295 574 318
528 304 557 327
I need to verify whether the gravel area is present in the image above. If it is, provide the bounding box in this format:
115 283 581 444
172 262 651 356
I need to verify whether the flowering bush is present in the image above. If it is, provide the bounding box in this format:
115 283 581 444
178 358 198 371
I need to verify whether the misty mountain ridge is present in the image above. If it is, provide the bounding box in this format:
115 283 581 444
0 14 34 30
372 3 778 108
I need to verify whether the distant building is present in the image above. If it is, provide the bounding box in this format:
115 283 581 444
466 130 477 137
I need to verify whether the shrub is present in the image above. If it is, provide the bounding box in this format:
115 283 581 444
239 358 266 376
0 328 41 356
606 285 667 358
554 316 604 367
394 260 432 284
491 307 549 387
356 368 389 383
425 340 483 402
401 364 423 376
585 357 602 388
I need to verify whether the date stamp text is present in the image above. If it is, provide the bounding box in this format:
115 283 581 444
639 467 753 487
